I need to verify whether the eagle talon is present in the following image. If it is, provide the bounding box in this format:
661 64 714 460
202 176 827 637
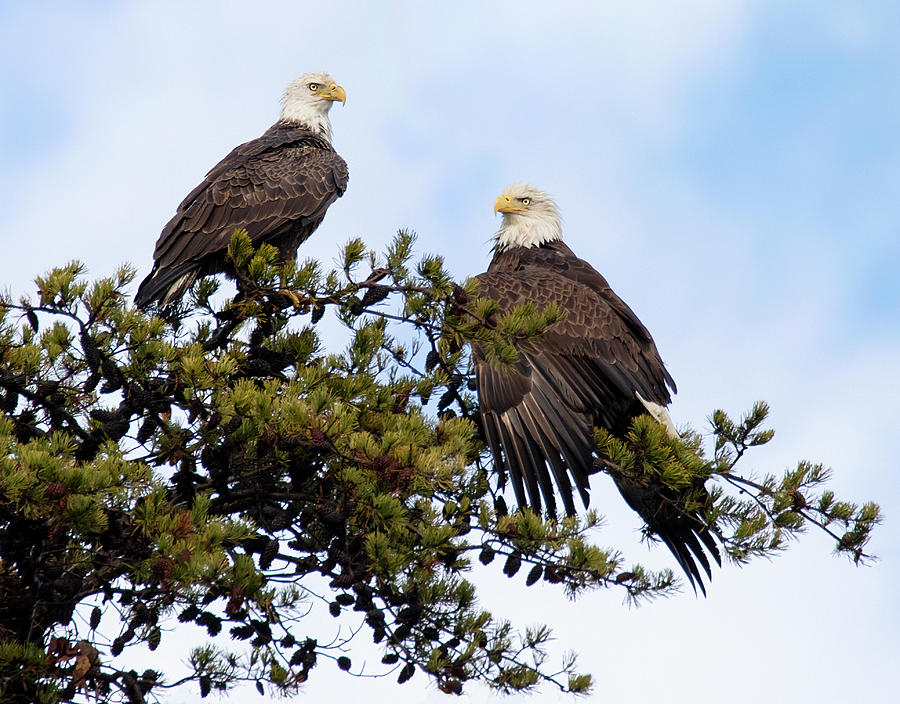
277 288 305 309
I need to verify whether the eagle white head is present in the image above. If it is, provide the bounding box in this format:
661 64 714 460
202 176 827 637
280 72 346 141
493 183 563 250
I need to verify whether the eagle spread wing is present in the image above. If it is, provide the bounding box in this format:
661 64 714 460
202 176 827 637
474 243 719 593
474 266 671 512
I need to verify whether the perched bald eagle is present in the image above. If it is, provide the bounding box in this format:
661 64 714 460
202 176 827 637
473 184 720 592
135 72 349 307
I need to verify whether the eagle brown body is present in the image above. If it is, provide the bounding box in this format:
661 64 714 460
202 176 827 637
135 73 348 307
474 184 720 593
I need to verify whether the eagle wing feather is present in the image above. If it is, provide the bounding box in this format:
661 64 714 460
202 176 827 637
474 256 719 591
135 124 348 307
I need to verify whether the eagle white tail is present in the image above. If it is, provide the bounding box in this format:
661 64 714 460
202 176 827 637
635 391 679 439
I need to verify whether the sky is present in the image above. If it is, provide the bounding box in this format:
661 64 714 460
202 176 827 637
1 1 898 701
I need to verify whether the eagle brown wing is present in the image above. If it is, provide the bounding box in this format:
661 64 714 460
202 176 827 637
474 267 670 516
474 251 720 592
135 123 348 307
486 240 675 398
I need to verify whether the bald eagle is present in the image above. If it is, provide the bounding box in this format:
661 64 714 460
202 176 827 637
473 184 720 592
135 72 349 307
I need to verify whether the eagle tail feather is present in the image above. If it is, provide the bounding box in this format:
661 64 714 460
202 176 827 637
635 391 679 438
135 263 199 308
610 473 721 596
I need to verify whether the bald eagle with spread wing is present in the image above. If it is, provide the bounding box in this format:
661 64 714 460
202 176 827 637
135 72 349 307
473 184 720 593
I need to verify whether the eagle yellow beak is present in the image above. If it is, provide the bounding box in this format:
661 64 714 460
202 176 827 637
494 194 526 214
322 83 347 104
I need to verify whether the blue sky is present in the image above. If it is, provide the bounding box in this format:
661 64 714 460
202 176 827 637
1 2 898 702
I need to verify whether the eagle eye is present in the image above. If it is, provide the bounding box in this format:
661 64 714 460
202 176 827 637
308 83 320 91
521 198 531 205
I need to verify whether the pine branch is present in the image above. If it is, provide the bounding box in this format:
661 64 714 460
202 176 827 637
0 235 879 702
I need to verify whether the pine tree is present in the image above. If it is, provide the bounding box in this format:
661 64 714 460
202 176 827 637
0 232 880 703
